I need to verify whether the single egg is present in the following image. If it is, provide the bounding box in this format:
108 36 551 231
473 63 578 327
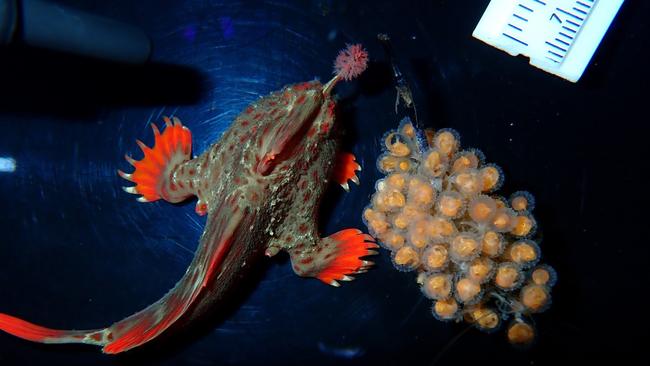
432 298 459 321
507 321 535 345
479 164 502 192
468 195 498 223
511 214 536 237
422 273 453 300
455 277 482 303
423 244 449 271
467 257 494 283
435 190 465 218
520 284 550 313
449 233 481 263
495 263 522 290
481 231 504 257
393 246 420 270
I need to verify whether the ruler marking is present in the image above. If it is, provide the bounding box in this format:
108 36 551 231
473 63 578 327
562 25 577 33
518 4 534 12
566 19 581 27
555 38 571 46
573 7 588 15
546 41 567 52
559 31 574 40
556 7 584 21
503 33 529 46
473 0 624 82
513 13 529 22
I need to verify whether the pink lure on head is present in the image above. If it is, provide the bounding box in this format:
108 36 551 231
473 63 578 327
334 44 369 81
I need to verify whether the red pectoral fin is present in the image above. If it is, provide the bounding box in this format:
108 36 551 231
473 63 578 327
332 152 361 191
102 201 251 354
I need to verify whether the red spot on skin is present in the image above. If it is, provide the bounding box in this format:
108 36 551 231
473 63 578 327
189 169 195 175
240 135 247 143
107 332 114 341
178 181 185 188
91 333 102 341
296 94 306 105
251 126 258 134
298 180 307 190
229 144 235 151
286 235 293 242
307 127 316 137
312 170 319 182
250 192 259 202
294 82 312 91
300 257 314 265
253 112 263 121
299 224 308 233
303 192 311 202
245 106 253 114
269 101 277 106
189 181 194 189
320 122 330 134
241 120 249 127
170 182 177 191
327 101 335 118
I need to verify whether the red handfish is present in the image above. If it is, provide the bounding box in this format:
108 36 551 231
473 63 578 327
0 44 376 354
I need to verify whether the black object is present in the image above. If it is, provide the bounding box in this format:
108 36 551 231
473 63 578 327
0 0 150 63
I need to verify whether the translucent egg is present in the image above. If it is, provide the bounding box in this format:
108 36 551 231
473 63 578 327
511 214 536 237
435 190 465 218
423 244 449 272
506 240 540 267
407 176 436 208
422 273 453 300
422 149 448 177
479 164 502 192
455 277 482 303
449 233 481 263
468 195 498 223
467 257 494 283
520 284 550 313
432 298 459 321
507 321 535 346
481 231 505 257
452 169 483 196
433 129 460 158
495 262 523 291
393 246 420 271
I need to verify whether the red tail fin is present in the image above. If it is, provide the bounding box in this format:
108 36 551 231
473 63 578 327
0 313 105 345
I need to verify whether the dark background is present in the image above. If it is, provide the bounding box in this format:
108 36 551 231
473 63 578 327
1 0 647 365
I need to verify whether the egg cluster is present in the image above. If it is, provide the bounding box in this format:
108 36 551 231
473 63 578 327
363 118 556 346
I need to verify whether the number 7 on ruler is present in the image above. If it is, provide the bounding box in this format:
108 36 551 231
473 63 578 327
473 0 624 82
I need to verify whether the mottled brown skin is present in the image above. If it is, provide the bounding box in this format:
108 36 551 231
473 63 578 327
99 79 351 353
0 77 369 354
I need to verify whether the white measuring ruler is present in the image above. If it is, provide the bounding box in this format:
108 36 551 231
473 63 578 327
473 0 624 82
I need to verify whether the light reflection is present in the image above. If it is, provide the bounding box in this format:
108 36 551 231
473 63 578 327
0 157 16 173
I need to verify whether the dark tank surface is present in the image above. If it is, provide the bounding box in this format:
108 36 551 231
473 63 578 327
0 0 647 365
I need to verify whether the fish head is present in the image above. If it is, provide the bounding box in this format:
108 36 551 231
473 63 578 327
251 80 335 177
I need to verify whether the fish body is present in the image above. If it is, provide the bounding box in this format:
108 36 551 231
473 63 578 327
0 46 375 354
